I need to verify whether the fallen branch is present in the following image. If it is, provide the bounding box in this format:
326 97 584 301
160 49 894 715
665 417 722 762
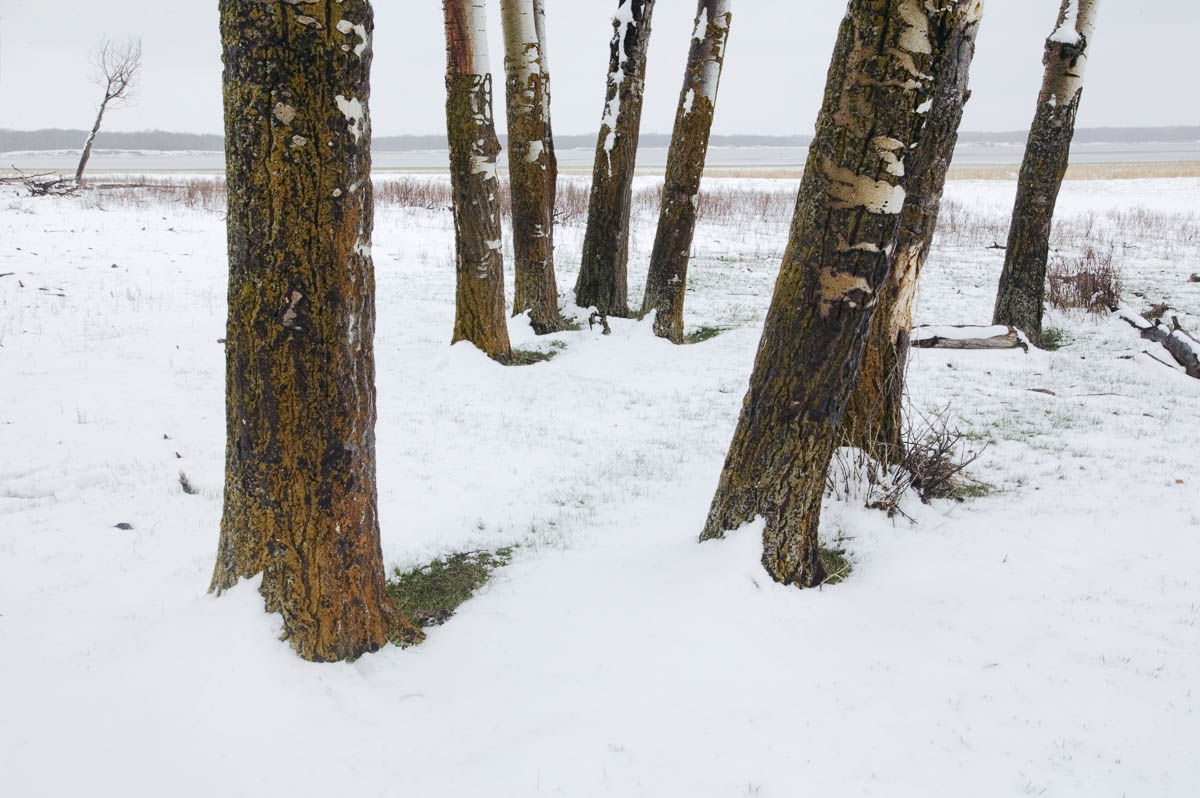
1113 305 1200 379
911 325 1030 352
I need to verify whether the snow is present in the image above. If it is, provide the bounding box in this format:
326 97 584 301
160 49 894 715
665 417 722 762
1050 0 1082 45
2 172 1199 796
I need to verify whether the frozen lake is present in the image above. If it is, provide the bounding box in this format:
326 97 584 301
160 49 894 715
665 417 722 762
5 139 1197 174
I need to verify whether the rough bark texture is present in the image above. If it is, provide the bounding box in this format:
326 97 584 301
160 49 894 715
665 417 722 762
445 0 513 361
641 0 732 343
993 0 1099 341
212 0 422 661
843 7 981 457
575 0 656 316
700 0 985 588
501 0 563 334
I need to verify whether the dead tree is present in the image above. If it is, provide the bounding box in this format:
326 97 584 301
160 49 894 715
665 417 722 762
76 38 142 183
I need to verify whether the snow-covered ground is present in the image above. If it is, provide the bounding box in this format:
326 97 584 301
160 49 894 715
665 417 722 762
1 175 1198 796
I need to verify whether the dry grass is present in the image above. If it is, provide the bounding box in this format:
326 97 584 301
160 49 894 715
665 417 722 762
1047 244 1123 314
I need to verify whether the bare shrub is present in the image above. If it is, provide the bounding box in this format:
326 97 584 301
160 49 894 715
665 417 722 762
1047 244 1122 313
827 404 987 517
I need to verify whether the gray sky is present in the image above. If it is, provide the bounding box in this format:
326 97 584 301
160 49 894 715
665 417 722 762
1 1 1197 138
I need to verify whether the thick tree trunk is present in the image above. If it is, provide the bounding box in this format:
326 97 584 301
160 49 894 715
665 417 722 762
700 0 985 588
75 101 108 184
212 0 422 660
445 0 513 361
641 0 732 343
501 0 563 334
575 0 656 316
843 7 981 458
993 0 1099 341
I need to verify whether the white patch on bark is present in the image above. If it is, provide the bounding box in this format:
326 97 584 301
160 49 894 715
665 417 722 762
524 139 545 163
272 103 297 125
823 160 906 214
336 19 370 58
915 98 933 114
335 95 366 142
681 88 695 115
294 15 323 29
470 154 498 181
1049 0 1081 44
817 269 873 317
897 0 932 54
872 136 906 177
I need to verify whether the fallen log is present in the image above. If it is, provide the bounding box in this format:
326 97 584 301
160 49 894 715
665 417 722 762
910 324 1030 352
1113 305 1200 379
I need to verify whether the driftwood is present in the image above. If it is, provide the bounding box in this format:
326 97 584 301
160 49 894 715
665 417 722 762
1 168 81 197
1114 305 1200 379
911 325 1030 352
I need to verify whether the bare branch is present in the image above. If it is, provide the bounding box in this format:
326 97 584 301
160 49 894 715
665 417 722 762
92 37 143 107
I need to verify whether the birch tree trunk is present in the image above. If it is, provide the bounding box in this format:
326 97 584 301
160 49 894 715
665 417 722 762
993 0 1099 342
212 0 422 661
444 0 513 361
843 7 982 458
574 0 656 317
501 0 563 334
75 105 107 184
700 0 985 588
641 0 732 343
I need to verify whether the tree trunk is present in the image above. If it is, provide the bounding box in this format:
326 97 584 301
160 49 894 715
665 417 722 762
993 0 1099 342
574 0 656 317
212 0 422 661
445 0 513 361
842 7 981 458
75 100 108 184
700 0 985 589
501 0 563 334
641 0 732 344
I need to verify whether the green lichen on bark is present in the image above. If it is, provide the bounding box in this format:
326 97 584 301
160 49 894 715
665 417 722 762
993 0 1097 341
212 0 423 661
575 0 656 317
700 0 984 588
642 0 731 344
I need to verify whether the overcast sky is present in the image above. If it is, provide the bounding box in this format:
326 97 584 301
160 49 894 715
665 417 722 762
1 1 1197 138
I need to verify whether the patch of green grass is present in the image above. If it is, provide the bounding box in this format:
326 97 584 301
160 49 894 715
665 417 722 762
818 544 852 586
507 347 560 366
683 325 728 345
387 547 514 629
952 476 996 500
178 471 198 495
1039 327 1070 350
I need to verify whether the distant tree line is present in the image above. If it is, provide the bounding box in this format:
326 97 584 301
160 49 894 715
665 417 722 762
4 126 1197 153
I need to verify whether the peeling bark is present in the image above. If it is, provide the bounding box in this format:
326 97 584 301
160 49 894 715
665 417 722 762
444 0 513 361
700 0 985 588
212 0 422 661
993 0 1099 341
844 7 981 458
575 0 657 316
501 0 563 334
642 0 732 344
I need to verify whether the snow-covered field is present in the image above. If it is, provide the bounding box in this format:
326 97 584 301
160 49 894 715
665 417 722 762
2 175 1198 796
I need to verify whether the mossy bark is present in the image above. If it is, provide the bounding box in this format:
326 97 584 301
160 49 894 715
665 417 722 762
843 7 981 458
700 0 985 588
575 0 656 317
212 0 422 661
993 0 1098 341
444 0 513 361
641 0 732 344
501 0 563 335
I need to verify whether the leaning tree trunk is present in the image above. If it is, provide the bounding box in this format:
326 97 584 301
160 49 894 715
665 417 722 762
641 0 732 344
212 0 422 661
574 0 656 317
843 6 981 458
75 100 109 184
501 0 563 334
445 0 513 361
700 0 985 588
993 0 1099 342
